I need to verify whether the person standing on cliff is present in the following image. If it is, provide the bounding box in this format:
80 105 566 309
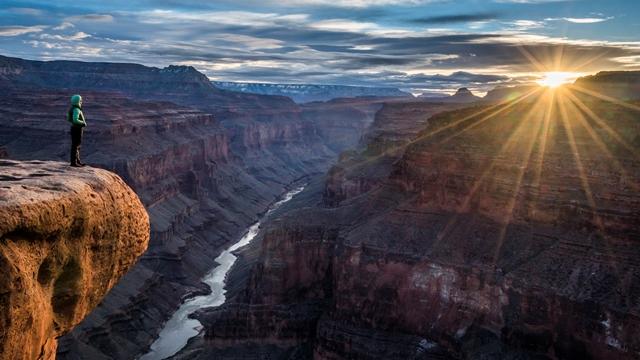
67 94 86 167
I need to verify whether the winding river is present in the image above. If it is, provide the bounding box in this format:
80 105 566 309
139 185 306 360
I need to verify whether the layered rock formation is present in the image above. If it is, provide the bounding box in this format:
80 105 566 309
0 160 149 360
0 56 378 358
183 89 640 359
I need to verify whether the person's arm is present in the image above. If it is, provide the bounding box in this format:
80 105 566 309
73 108 87 127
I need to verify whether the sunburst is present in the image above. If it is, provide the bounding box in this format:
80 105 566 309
537 71 578 88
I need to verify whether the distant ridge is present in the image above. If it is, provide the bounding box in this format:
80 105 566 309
0 54 296 111
419 87 481 103
573 71 640 100
212 81 410 103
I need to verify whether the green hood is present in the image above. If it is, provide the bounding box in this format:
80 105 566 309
70 94 82 107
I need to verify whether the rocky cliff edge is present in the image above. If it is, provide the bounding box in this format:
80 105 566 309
0 160 149 359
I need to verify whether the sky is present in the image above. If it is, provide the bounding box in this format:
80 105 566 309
1 0 639 94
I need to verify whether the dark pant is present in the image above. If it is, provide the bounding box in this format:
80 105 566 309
70 126 83 165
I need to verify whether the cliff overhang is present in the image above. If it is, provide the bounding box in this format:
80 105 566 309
0 160 149 360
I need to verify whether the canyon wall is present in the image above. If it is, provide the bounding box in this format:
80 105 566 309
185 90 640 359
0 160 149 360
0 55 376 358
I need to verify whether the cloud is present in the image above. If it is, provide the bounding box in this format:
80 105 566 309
53 22 75 30
271 0 438 7
40 32 91 41
6 7 44 16
1 4 638 94
66 14 114 22
0 25 45 37
613 55 640 67
412 13 501 24
562 17 613 23
309 19 380 32
140 10 308 27
410 71 509 83
494 0 568 3
508 19 545 29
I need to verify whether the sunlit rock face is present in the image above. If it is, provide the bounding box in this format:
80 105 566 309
0 160 149 360
186 89 640 359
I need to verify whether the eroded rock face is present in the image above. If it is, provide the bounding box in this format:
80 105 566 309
185 90 640 359
0 58 377 357
0 160 149 360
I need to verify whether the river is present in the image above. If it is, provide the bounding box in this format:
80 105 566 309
139 185 306 360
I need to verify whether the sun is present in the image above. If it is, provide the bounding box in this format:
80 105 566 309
537 72 577 88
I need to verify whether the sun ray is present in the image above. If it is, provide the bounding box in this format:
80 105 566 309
562 92 640 191
437 88 542 145
417 87 541 147
570 84 640 113
557 91 622 277
533 90 555 190
516 45 547 73
557 93 597 214
433 91 549 248
563 89 639 158
492 101 545 265
571 49 610 72
332 88 542 176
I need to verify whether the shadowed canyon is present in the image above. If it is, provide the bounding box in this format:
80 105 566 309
0 53 639 360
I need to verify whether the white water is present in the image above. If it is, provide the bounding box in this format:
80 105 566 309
139 186 306 360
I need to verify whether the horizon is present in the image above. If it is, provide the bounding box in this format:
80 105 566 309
1 0 639 95
0 52 625 97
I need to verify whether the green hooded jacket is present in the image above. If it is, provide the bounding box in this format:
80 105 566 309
67 94 86 127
